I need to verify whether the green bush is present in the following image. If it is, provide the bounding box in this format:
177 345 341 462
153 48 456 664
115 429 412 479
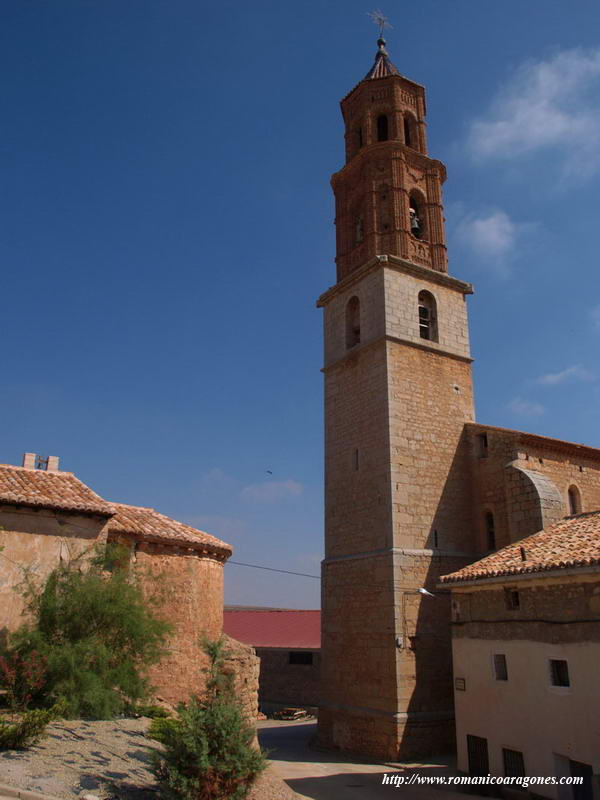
134 703 172 719
149 638 266 800
0 704 63 750
4 544 171 719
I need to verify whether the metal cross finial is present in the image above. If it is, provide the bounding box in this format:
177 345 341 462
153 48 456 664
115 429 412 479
367 9 393 38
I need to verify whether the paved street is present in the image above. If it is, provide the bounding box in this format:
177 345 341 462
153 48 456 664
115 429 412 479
257 719 483 800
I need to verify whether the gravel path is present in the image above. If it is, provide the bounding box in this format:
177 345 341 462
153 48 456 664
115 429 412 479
0 718 299 800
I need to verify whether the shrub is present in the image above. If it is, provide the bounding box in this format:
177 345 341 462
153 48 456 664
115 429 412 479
0 704 63 750
0 650 47 711
134 703 172 719
149 638 266 800
5 543 172 719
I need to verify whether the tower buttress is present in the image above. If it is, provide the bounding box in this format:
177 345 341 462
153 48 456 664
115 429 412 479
318 38 479 760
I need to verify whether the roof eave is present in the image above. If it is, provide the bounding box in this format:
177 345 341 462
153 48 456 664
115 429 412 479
439 562 600 589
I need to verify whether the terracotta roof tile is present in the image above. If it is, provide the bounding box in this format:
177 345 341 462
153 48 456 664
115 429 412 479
0 464 114 516
441 511 600 584
108 503 232 557
223 608 321 649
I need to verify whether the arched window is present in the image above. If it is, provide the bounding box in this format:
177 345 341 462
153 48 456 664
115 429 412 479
346 296 361 349
404 114 417 149
377 114 389 142
485 512 496 550
356 126 363 149
409 193 426 240
568 485 581 515
417 290 438 342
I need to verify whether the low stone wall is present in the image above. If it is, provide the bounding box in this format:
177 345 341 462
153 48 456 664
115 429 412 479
222 635 260 722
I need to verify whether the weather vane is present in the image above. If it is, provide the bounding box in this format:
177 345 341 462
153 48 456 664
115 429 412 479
367 9 393 38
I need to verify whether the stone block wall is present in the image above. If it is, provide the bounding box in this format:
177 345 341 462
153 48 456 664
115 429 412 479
134 543 225 705
222 635 260 722
255 648 320 709
451 573 600 644
0 507 108 632
466 425 600 552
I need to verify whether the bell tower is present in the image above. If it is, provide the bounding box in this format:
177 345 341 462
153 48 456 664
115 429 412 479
334 37 448 282
317 37 478 759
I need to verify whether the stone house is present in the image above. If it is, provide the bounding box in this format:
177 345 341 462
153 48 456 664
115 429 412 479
316 35 600 760
0 453 258 713
223 607 321 714
440 512 600 799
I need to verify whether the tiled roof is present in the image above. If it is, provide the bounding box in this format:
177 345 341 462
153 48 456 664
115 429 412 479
0 463 231 557
441 511 600 584
223 608 321 649
0 464 114 516
109 503 232 557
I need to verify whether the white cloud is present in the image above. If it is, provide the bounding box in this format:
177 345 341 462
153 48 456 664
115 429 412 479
508 397 545 417
537 365 593 386
467 47 600 176
240 479 303 503
454 209 533 275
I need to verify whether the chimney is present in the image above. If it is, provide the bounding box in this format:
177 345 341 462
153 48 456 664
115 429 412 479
22 453 36 469
21 453 60 471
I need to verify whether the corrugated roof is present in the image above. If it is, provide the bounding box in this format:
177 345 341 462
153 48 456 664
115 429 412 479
0 464 114 516
223 608 321 649
108 503 232 557
441 511 600 584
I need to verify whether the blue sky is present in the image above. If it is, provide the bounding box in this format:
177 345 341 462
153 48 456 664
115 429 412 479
1 1 599 608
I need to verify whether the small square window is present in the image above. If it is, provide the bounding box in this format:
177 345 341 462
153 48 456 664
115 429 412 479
549 659 570 687
505 589 520 610
503 748 526 780
494 654 508 681
289 651 313 666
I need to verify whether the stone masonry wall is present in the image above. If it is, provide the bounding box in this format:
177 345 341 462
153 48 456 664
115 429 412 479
222 635 260 722
467 425 600 552
451 573 600 644
323 341 393 559
134 543 224 706
0 507 108 633
383 264 471 361
255 648 320 709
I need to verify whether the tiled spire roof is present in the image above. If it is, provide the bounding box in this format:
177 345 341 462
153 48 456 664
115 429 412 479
364 38 400 80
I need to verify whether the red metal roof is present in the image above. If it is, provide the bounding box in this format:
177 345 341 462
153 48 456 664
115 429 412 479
223 608 321 649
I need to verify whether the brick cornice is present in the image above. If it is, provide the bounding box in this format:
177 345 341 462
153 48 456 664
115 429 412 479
331 142 446 186
317 254 473 308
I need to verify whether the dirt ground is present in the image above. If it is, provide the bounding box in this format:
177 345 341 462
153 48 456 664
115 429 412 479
0 717 298 800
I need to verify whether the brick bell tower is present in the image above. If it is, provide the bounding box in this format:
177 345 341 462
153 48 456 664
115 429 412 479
317 37 478 759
